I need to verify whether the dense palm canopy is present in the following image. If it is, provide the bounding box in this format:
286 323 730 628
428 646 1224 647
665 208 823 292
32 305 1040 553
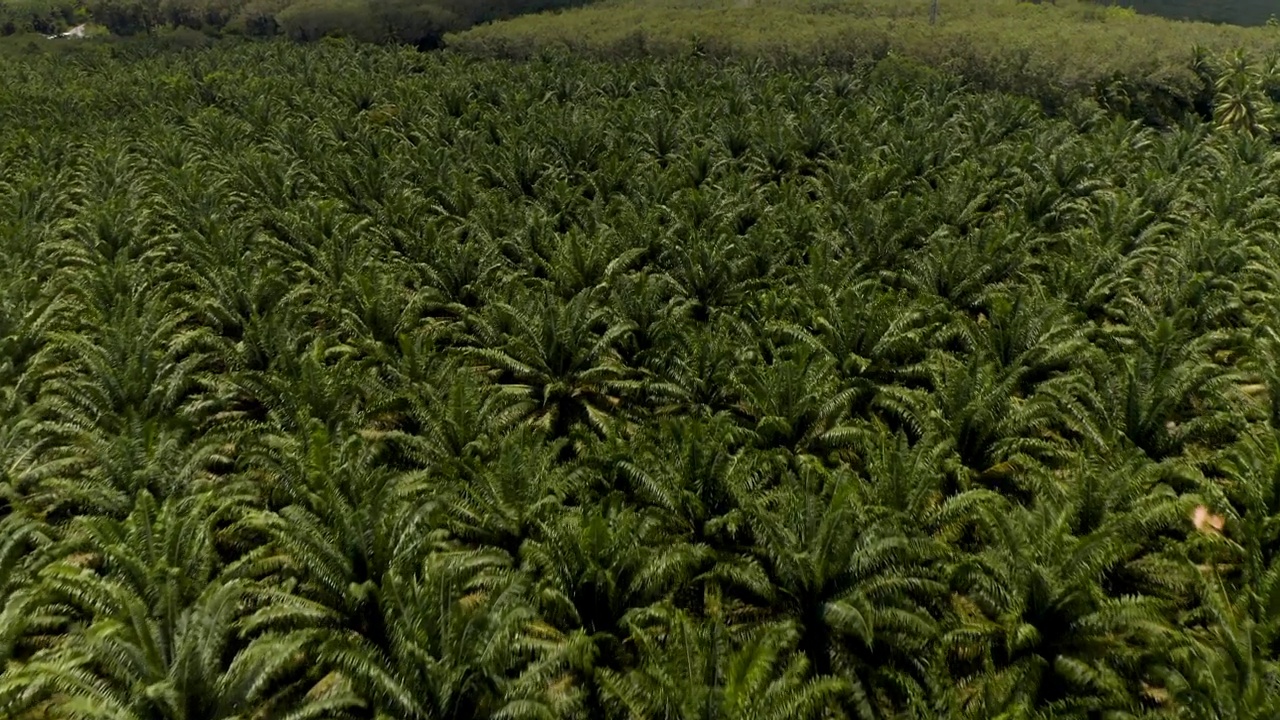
1 40 1278 719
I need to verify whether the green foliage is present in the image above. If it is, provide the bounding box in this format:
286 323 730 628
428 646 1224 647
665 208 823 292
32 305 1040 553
0 0 596 45
87 0 159 34
274 0 368 40
2 39 1280 720
448 0 1280 125
0 0 81 34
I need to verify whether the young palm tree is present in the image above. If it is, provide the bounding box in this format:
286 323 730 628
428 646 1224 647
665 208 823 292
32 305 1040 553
24 490 356 719
743 462 948 719
1101 317 1243 462
464 290 636 444
644 319 745 419
1157 581 1280 720
522 506 707 714
598 606 845 720
362 362 527 470
319 550 567 720
238 422 432 652
919 355 1087 494
964 290 1098 397
658 229 757 324
728 342 864 464
948 492 1175 719
783 283 938 393
432 427 576 562
0 512 61 715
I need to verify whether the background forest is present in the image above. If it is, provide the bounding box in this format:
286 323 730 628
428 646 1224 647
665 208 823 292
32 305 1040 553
10 0 1280 130
4 31 1280 720
0 0 592 45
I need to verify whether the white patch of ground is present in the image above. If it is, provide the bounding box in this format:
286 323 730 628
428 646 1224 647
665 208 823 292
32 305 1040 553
47 24 88 39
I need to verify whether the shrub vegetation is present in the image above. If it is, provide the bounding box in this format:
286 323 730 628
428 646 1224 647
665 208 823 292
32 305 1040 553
448 0 1280 123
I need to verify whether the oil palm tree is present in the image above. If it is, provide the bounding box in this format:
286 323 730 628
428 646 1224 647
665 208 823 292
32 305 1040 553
728 342 864 464
522 506 708 715
23 490 355 719
744 461 948 719
0 512 61 715
318 550 567 720
464 289 636 443
948 492 1175 719
432 426 576 563
598 607 845 720
1156 581 1280 720
238 422 432 652
644 318 745 419
1101 317 1244 462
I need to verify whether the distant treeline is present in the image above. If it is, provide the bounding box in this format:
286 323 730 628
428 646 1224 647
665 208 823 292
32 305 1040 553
0 0 593 46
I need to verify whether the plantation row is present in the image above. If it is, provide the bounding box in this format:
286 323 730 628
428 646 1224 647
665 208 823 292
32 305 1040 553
2 42 1280 719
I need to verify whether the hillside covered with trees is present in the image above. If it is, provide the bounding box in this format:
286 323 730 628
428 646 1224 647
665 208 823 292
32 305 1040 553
0 0 591 46
448 0 1280 126
5 20 1280 720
